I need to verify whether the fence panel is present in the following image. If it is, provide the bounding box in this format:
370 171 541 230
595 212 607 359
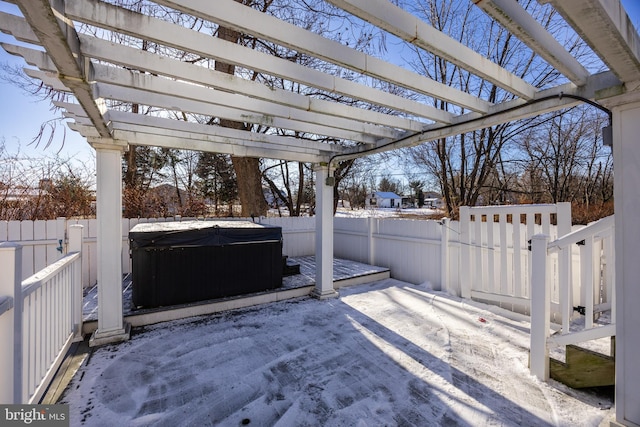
33 220 47 273
263 216 315 256
0 225 83 404
445 220 461 295
0 221 7 241
19 222 34 280
372 219 443 286
334 217 370 264
459 203 571 315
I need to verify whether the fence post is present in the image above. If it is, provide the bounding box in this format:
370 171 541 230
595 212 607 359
68 224 84 341
367 217 375 266
580 236 595 330
459 206 471 299
440 218 450 294
530 234 550 381
0 242 23 403
555 202 574 329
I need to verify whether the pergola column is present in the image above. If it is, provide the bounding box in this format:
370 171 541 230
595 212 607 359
89 140 130 347
607 95 640 427
312 163 338 299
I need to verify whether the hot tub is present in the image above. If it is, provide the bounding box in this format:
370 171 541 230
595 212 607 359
129 220 283 308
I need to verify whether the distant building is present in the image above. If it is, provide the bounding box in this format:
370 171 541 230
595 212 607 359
366 191 402 209
423 192 444 209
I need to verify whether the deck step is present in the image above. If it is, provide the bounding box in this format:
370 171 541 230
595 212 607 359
550 338 615 388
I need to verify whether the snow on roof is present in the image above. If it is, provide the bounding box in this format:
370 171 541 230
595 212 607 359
373 191 401 199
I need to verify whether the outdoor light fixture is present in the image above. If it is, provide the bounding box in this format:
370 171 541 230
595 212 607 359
602 125 612 147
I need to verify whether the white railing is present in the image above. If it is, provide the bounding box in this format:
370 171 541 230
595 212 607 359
459 203 572 314
530 215 615 381
0 225 84 404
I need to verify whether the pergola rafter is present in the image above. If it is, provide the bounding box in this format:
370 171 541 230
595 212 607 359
3 1 640 423
2 0 634 162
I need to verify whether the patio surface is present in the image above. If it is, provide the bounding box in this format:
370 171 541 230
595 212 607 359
60 278 614 426
82 256 390 322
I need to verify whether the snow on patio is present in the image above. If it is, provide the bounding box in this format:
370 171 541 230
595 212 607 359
61 279 613 426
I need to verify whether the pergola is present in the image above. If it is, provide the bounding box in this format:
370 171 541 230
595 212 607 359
1 0 640 425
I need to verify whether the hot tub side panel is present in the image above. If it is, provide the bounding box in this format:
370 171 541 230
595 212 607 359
131 241 283 308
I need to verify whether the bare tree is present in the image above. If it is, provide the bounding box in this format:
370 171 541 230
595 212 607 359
0 140 95 220
401 0 592 217
518 107 613 222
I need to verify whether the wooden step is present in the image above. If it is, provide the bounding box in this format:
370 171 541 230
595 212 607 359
550 338 615 388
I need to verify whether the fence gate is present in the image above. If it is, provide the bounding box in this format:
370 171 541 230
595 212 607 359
459 203 572 314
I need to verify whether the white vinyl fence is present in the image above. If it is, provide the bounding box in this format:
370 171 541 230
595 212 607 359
334 217 457 289
0 225 84 404
1 206 572 299
0 217 316 290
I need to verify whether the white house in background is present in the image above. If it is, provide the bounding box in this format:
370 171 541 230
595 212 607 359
366 191 402 209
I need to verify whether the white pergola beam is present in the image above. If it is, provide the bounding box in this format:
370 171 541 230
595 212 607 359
105 110 345 157
91 71 398 143
52 101 87 117
336 71 619 161
1 43 57 72
541 0 640 85
112 129 328 164
77 35 423 135
64 0 454 124
0 10 39 45
67 120 328 162
23 68 69 92
326 0 537 100
12 0 112 138
7 40 399 144
475 0 590 86
154 0 492 114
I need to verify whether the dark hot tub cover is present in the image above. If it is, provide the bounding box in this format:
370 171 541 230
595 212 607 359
129 220 282 249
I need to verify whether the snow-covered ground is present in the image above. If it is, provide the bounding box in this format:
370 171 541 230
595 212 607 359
335 207 441 218
61 279 614 426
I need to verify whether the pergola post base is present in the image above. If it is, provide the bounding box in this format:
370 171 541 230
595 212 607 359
89 322 131 348
310 288 339 300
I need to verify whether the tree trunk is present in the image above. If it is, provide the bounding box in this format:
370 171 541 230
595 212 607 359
232 156 267 217
216 21 267 217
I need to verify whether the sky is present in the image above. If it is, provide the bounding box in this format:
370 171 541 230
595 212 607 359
0 2 94 165
0 1 639 167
